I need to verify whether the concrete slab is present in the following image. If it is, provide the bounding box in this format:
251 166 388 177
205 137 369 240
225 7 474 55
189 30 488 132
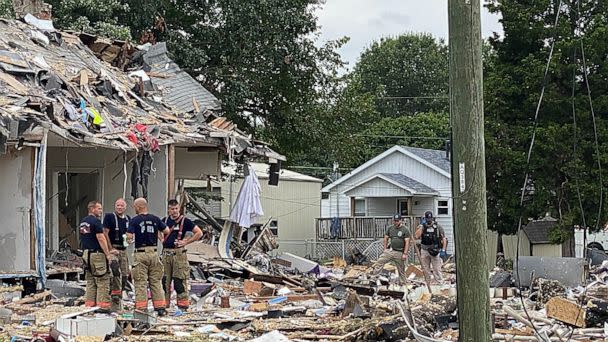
514 256 586 288
277 252 319 274
55 315 116 337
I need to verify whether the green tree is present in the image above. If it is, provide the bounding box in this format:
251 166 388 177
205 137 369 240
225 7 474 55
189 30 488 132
348 33 449 117
43 0 348 166
485 0 608 235
46 0 131 39
304 33 450 169
0 0 12 17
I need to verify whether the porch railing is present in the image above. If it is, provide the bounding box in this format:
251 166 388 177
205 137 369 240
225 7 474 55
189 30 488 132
315 216 415 240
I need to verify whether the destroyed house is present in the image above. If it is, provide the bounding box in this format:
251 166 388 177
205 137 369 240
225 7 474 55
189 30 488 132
0 18 283 284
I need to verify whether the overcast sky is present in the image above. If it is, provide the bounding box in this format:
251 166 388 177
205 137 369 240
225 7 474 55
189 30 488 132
316 0 503 70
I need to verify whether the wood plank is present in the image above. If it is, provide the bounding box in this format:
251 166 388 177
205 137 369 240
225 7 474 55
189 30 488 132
253 294 318 302
546 297 586 328
0 73 27 95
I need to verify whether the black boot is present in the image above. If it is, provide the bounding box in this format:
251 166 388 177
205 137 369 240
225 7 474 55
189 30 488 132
155 308 167 317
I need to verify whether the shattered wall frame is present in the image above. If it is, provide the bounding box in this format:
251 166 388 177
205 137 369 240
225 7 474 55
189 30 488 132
45 131 169 254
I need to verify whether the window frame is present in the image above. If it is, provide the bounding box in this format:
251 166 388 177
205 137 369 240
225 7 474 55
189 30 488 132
436 198 450 216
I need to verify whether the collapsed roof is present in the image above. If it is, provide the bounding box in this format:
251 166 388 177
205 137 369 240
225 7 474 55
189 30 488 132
0 17 283 161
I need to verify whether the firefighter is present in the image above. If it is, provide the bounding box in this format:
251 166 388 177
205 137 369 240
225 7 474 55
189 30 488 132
80 201 114 311
102 198 130 311
126 198 170 316
162 199 203 310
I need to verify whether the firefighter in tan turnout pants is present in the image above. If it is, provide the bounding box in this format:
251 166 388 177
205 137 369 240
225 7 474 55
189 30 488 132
80 201 115 311
162 199 203 310
102 198 131 312
127 198 170 316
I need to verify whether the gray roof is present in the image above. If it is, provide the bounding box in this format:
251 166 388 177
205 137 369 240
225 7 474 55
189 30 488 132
400 146 451 173
523 218 558 244
380 173 438 194
143 43 221 113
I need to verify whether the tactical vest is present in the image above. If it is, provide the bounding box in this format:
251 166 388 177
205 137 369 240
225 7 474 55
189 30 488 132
421 223 440 246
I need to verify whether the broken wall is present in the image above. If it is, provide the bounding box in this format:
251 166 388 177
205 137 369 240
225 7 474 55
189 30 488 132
174 148 220 179
45 144 168 251
0 147 34 272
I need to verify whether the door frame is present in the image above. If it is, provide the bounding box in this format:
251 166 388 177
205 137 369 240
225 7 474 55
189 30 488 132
49 167 104 252
396 198 412 216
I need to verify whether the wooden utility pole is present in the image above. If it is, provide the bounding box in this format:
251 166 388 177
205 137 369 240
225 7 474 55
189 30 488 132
448 0 492 341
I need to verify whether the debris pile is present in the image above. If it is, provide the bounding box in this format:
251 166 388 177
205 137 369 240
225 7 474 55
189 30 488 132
4 246 608 341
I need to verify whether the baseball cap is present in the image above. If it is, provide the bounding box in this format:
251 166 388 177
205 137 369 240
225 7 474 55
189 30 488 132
424 211 433 219
393 214 402 220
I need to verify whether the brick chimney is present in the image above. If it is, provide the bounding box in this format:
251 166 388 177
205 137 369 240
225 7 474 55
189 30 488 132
11 0 52 20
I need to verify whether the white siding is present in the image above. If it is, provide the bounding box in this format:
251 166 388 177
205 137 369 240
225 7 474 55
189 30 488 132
321 198 330 217
533 244 562 257
344 177 413 197
212 177 321 257
174 148 219 179
324 189 351 217
0 148 34 272
334 151 451 196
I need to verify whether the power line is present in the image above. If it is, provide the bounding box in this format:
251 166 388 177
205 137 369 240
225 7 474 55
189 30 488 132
353 134 449 140
514 1 563 340
378 95 449 100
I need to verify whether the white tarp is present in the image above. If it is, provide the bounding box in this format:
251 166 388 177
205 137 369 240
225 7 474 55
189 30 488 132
229 164 263 228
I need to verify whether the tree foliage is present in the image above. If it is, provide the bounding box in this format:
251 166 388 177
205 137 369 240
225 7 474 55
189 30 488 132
305 34 450 169
39 0 348 165
485 0 608 234
348 33 449 117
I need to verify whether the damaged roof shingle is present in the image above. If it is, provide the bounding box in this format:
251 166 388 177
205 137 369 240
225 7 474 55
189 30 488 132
0 18 283 160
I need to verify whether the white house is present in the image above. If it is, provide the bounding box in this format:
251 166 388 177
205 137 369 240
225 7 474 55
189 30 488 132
318 145 454 254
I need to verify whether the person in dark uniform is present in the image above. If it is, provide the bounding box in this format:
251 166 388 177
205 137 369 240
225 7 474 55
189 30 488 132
127 197 170 316
80 201 114 311
415 211 447 283
102 198 130 311
162 199 203 310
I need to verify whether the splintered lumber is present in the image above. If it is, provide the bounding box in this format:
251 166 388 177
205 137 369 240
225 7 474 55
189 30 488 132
546 297 585 328
342 290 363 317
253 294 319 303
243 280 275 296
9 290 52 306
494 328 533 336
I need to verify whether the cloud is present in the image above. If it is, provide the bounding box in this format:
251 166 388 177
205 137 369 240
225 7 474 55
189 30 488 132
316 0 503 69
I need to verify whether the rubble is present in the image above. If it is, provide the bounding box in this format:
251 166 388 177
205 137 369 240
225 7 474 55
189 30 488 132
3 247 608 342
